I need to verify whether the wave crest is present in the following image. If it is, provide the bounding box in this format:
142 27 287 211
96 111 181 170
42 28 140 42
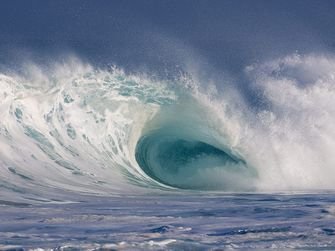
1 54 335 200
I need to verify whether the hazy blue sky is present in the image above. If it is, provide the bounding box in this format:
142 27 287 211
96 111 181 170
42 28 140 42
1 0 335 74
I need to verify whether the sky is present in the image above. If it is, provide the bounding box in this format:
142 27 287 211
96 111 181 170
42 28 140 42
1 0 335 76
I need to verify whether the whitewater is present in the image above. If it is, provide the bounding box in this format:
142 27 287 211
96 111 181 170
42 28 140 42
1 54 335 249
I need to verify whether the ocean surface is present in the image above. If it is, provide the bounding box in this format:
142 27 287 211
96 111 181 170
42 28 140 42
1 193 335 250
0 55 335 249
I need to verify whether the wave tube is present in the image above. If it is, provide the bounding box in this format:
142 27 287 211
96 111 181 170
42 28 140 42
135 101 256 190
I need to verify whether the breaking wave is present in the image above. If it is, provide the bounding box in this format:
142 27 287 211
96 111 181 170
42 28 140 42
1 53 335 200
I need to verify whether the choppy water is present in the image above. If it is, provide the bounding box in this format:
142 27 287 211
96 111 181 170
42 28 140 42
1 193 335 250
1 54 335 249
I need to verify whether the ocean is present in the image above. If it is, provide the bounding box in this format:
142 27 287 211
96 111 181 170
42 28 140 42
1 193 335 249
1 1 335 249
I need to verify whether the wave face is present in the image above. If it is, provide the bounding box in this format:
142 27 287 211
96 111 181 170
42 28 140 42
1 54 335 200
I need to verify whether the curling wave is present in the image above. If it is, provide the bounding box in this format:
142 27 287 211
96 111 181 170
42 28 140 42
135 104 255 190
1 54 335 200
